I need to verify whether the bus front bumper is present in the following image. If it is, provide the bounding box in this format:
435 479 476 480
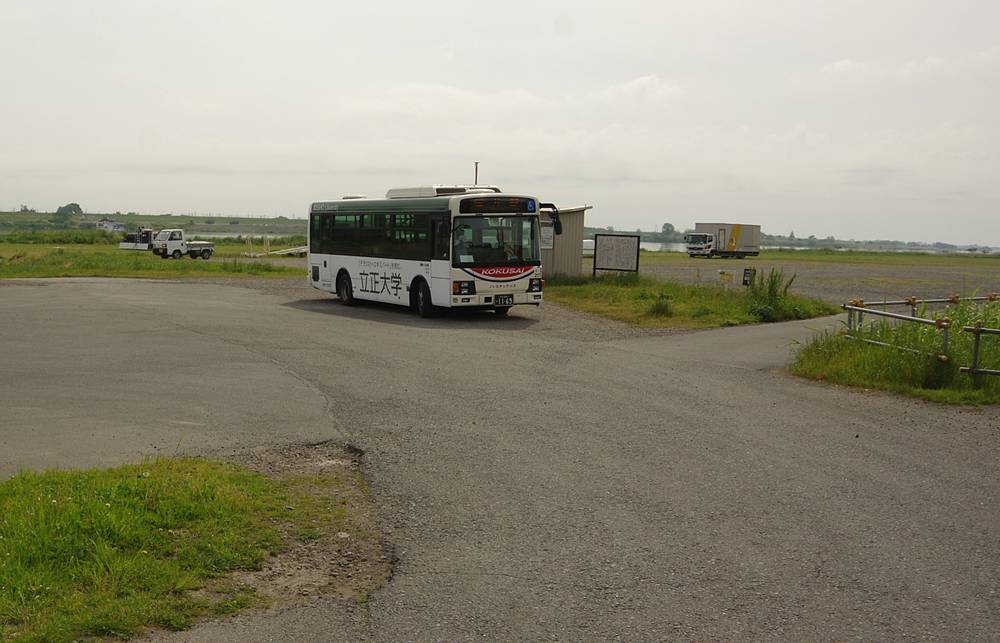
450 292 543 307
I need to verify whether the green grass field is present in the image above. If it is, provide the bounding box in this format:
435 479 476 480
792 300 1000 404
546 271 837 329
0 458 356 641
0 243 303 279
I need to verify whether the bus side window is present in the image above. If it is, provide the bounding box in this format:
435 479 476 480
311 214 322 253
433 216 449 260
321 214 335 254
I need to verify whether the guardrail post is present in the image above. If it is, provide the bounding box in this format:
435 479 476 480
970 321 982 385
938 318 951 355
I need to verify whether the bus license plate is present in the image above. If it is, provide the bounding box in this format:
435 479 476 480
494 295 513 306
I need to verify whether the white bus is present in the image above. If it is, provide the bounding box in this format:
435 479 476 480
308 186 562 317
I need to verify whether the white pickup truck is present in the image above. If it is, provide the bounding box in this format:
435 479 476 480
151 229 215 259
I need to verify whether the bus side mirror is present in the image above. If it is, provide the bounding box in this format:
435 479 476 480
540 202 563 235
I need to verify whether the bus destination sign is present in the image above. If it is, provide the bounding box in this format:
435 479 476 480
459 197 536 214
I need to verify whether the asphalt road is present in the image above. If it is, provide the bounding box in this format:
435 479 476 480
2 278 999 640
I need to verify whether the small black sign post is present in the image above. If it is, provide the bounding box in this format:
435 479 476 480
742 267 757 287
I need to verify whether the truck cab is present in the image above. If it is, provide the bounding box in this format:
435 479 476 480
685 233 715 257
152 229 214 259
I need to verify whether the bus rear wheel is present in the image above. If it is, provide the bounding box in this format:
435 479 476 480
336 272 355 305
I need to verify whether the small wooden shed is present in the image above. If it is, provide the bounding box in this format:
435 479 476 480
540 205 592 277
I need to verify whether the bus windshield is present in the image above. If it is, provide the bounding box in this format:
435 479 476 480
453 216 539 267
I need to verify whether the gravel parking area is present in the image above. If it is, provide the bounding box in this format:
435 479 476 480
636 253 1000 305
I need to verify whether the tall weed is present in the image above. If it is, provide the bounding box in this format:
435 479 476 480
744 269 823 322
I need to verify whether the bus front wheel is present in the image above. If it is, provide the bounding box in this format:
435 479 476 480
336 272 355 305
415 281 436 318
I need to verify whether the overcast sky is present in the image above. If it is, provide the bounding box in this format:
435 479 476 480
2 1 998 244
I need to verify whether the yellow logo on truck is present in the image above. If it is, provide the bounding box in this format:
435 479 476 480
727 224 742 252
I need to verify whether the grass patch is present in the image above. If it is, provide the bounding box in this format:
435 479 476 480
792 300 1000 404
546 271 836 328
0 230 121 245
0 244 303 279
0 458 355 641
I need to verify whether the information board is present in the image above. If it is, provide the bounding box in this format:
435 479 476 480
540 221 555 250
593 234 640 276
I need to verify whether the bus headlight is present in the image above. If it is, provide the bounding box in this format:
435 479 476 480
452 281 476 295
528 278 543 292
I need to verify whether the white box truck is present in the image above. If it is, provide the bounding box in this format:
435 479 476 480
685 223 760 258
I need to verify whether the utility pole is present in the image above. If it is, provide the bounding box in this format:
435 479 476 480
474 161 479 186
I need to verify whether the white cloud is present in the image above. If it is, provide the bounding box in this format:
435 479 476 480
593 75 685 104
822 59 864 75
899 56 945 79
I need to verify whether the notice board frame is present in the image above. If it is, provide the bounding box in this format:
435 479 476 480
592 233 641 278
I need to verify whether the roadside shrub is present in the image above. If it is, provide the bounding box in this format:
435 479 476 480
745 269 795 322
742 268 836 322
0 229 121 244
647 292 673 317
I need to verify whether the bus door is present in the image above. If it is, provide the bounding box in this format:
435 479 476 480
430 215 451 303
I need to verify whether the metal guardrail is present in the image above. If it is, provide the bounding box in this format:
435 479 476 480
960 322 1000 378
843 295 1000 375
842 304 951 360
847 293 998 317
